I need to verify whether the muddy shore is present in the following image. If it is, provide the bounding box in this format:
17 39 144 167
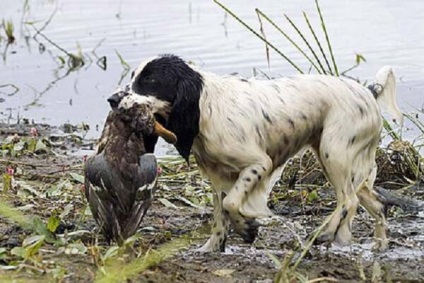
0 122 423 282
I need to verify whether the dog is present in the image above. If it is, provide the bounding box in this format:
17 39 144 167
85 98 177 244
107 54 402 252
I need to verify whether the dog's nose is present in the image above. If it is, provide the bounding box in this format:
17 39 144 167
107 93 122 109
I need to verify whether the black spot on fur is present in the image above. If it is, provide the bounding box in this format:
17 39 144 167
288 118 295 130
244 177 251 182
255 125 263 140
251 169 258 175
325 152 329 158
300 113 307 120
358 105 365 117
219 236 227 252
262 109 273 124
341 207 348 219
131 54 204 162
216 231 222 236
348 136 357 146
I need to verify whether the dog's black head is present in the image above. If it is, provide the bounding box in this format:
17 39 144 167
107 54 204 162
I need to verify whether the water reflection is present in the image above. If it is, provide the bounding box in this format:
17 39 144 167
0 0 423 142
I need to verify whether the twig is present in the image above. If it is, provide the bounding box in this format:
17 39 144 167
32 25 73 57
308 277 339 283
33 5 58 37
25 68 73 109
214 0 304 74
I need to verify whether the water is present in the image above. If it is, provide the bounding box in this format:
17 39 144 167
1 0 423 142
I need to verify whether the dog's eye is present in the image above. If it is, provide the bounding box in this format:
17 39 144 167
143 77 156 84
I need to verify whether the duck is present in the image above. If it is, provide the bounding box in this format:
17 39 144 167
84 102 176 244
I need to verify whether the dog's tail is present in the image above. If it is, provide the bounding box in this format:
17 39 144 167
368 66 403 125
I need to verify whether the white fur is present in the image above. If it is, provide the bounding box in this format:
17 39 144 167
192 67 400 252
118 93 171 119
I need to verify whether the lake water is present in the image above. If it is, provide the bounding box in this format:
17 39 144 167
1 0 423 144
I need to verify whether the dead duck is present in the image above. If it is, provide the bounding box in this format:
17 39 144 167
84 102 176 244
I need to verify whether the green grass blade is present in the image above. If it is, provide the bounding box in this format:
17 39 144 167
256 9 322 74
315 0 339 76
284 13 327 74
214 0 304 74
303 11 333 75
255 9 271 70
0 200 32 229
404 113 424 135
95 238 190 283
115 50 130 70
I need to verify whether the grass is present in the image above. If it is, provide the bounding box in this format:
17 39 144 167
1 19 16 44
95 238 190 283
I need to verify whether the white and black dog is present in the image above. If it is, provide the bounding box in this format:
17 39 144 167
107 54 402 252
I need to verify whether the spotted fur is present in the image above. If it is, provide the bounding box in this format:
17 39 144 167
109 54 402 252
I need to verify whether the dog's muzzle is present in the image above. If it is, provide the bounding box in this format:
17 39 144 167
107 92 122 110
107 85 131 110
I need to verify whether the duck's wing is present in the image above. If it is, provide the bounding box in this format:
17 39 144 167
84 153 158 244
120 153 158 239
84 154 122 243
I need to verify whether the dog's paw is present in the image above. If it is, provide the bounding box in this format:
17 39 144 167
237 218 261 244
313 231 335 245
371 238 389 252
195 235 227 253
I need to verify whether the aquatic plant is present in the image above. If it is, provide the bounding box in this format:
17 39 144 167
115 50 131 84
2 19 15 44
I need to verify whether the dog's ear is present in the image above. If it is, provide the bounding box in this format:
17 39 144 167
166 72 203 163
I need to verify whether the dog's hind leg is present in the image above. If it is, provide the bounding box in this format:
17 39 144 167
223 157 273 243
313 142 359 246
356 162 389 250
196 190 231 252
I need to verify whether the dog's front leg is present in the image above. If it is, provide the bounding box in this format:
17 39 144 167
223 160 272 243
196 191 230 252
